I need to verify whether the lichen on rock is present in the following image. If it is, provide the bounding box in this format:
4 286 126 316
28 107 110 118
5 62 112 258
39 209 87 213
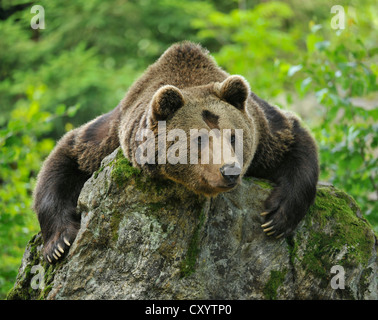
7 148 378 300
6 234 59 300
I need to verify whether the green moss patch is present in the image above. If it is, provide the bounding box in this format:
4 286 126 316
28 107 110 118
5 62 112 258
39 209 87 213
93 165 105 179
6 234 60 300
111 149 141 184
110 149 170 196
180 209 206 278
110 210 123 243
263 269 287 300
243 177 274 190
253 179 274 190
294 186 375 281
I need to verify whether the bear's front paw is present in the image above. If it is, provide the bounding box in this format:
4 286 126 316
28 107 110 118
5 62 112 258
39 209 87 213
260 188 308 239
42 226 78 264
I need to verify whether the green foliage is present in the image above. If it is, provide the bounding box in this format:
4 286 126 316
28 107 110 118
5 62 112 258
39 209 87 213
193 1 298 97
291 26 378 229
0 0 205 135
0 85 78 298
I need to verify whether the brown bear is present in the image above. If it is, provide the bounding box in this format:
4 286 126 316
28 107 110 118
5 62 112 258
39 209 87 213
33 41 319 263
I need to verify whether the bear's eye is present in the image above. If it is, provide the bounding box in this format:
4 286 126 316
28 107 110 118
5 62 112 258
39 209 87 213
230 134 236 148
197 135 207 149
198 136 203 147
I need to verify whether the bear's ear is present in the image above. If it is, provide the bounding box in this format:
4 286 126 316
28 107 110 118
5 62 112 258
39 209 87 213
151 85 185 121
218 75 250 111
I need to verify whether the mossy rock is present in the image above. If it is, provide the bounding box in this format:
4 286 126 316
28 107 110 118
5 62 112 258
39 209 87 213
7 149 378 300
286 184 377 299
6 234 60 300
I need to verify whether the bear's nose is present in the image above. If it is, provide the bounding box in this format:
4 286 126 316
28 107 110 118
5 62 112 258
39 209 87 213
220 162 241 185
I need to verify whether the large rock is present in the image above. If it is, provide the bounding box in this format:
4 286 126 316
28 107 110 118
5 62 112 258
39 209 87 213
7 148 378 300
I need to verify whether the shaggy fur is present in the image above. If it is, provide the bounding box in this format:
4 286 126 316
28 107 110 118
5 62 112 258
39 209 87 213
33 42 319 263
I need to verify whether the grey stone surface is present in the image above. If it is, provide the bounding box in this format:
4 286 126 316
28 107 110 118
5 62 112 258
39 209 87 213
7 148 378 300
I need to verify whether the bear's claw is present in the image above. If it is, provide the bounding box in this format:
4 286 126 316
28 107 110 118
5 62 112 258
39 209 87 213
261 220 273 228
63 237 71 247
260 205 301 239
260 208 290 239
43 228 76 264
57 243 64 253
261 219 278 236
260 217 285 239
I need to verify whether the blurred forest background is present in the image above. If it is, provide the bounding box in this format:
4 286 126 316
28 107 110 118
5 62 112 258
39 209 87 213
0 0 377 298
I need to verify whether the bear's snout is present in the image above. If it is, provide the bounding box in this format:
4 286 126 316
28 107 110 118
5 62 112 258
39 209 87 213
220 162 241 186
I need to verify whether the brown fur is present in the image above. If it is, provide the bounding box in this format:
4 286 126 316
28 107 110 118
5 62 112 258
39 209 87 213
34 41 319 263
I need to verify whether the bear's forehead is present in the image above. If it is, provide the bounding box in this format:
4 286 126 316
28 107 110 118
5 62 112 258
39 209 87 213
202 109 219 129
181 93 231 111
166 103 250 131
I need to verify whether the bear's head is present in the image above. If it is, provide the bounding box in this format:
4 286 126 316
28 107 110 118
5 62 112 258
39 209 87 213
137 75 257 196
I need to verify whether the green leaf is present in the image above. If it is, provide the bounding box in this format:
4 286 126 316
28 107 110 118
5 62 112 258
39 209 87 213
348 155 364 171
368 47 378 57
350 80 365 96
315 41 330 51
67 104 81 117
306 33 322 53
56 104 66 116
310 24 322 33
300 77 312 93
287 64 302 77
315 88 329 103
